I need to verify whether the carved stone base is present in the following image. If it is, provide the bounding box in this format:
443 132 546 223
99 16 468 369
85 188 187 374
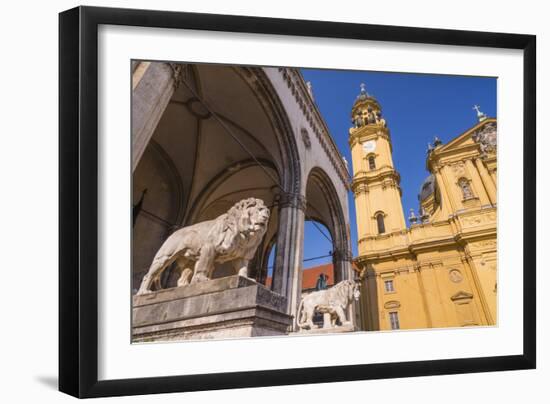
132 276 292 342
295 323 356 335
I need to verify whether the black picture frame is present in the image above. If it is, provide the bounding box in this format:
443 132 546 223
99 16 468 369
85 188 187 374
59 5 536 398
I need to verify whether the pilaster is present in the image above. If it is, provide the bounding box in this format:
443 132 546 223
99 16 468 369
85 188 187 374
272 192 306 330
465 159 491 205
475 158 497 204
132 62 182 171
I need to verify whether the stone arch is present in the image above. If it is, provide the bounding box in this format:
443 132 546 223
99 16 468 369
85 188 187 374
457 177 474 200
234 66 302 195
305 167 352 284
184 158 280 224
132 63 303 296
131 140 185 291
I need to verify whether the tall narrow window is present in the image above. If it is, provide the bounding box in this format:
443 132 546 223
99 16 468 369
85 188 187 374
368 155 376 170
389 311 400 330
384 279 395 293
376 213 386 234
458 178 474 199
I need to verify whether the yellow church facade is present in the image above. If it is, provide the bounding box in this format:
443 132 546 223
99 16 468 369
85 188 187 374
349 85 497 331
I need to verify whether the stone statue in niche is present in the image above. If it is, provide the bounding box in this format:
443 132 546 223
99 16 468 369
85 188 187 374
297 280 360 330
458 178 474 199
362 110 369 125
376 111 386 127
136 198 270 295
367 108 376 124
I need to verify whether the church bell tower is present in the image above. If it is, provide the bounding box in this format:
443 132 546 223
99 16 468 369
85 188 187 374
349 84 406 254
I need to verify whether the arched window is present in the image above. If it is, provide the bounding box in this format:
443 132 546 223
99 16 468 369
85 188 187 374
376 213 386 234
458 178 474 200
368 155 376 170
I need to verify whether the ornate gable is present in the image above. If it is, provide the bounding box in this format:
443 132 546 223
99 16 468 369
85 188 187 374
426 118 497 173
437 118 496 155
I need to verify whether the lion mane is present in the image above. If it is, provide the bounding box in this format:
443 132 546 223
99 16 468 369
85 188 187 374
297 279 359 330
136 198 270 295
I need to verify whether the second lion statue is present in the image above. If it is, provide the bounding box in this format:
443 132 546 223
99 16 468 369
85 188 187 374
137 198 270 295
296 279 360 330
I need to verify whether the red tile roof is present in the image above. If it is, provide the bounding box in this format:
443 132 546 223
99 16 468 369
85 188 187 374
265 263 335 291
301 263 335 290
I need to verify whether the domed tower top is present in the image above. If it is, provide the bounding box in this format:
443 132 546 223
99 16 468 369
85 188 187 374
350 83 386 130
349 83 405 240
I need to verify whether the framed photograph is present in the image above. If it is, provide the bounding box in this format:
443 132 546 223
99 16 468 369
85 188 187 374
59 6 536 398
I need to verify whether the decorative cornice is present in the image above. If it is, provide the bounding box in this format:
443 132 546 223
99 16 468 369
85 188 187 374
357 212 496 262
356 252 470 276
352 167 401 188
352 182 369 196
276 192 307 211
348 126 391 146
238 67 302 195
333 248 353 262
426 118 497 171
168 62 185 89
300 127 312 149
277 68 350 188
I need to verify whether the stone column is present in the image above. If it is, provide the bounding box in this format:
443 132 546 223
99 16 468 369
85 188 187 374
333 248 358 329
434 167 455 216
417 264 448 328
132 62 182 172
465 159 491 205
442 165 467 210
462 254 493 326
474 158 497 205
333 248 354 282
489 166 497 186
271 192 306 330
353 184 370 240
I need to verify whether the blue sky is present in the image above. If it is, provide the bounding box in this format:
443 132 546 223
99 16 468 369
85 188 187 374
296 68 497 269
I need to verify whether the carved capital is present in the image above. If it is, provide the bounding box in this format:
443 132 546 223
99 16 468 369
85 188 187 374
168 63 185 89
353 182 369 196
277 192 307 211
333 248 353 262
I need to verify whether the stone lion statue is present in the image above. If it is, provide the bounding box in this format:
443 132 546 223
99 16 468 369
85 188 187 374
136 198 270 295
296 279 360 330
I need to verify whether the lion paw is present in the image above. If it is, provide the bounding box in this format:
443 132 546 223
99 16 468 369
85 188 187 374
191 273 209 284
136 289 153 296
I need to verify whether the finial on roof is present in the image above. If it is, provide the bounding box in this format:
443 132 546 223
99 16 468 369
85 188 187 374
342 155 349 171
356 83 373 100
427 142 434 154
306 81 315 101
473 104 488 122
408 208 418 224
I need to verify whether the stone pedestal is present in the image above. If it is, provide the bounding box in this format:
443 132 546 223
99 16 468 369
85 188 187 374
132 276 292 342
296 323 355 335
